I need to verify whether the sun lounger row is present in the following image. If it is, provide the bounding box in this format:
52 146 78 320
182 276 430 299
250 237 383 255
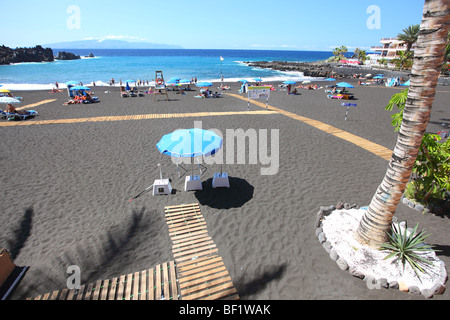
121 90 144 98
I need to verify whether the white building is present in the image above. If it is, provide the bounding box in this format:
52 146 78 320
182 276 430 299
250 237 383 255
371 37 415 60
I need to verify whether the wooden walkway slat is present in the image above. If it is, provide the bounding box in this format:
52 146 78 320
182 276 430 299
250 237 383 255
164 203 239 300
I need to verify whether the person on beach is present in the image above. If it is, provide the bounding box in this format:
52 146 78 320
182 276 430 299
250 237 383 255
5 104 27 115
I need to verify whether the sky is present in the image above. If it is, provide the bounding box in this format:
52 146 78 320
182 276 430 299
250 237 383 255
0 0 425 51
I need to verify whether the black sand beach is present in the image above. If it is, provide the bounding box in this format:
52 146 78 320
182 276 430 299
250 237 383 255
1 80 449 300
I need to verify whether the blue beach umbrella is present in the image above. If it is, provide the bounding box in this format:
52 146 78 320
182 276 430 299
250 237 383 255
66 81 79 86
196 82 213 87
283 80 296 85
0 96 21 104
324 78 335 81
373 76 384 79
157 128 223 177
179 79 191 84
157 128 223 158
238 79 248 83
253 78 262 82
336 82 354 88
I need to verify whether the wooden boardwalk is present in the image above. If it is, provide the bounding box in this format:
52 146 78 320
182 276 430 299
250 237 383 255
164 203 239 300
30 261 179 300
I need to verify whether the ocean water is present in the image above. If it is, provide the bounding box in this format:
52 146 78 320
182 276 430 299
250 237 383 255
0 49 334 90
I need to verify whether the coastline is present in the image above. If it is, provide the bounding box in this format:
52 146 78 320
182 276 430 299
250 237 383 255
243 60 413 80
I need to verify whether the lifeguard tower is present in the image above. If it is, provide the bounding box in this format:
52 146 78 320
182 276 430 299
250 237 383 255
154 71 169 101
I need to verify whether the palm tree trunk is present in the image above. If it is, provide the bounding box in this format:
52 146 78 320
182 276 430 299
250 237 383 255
355 0 450 248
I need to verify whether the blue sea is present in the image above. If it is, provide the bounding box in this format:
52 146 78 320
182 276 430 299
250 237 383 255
0 49 335 90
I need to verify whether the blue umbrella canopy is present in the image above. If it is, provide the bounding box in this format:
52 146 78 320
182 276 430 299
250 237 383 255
69 85 91 90
253 78 262 82
324 78 336 81
373 76 384 79
156 128 223 158
336 82 354 88
0 96 21 104
196 82 213 87
283 80 296 85
66 81 79 86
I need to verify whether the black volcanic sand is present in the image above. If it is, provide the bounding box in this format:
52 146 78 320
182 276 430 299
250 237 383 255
1 81 449 300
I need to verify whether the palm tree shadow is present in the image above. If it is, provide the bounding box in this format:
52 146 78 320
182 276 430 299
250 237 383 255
11 206 167 299
6 207 34 260
236 264 287 298
194 176 254 209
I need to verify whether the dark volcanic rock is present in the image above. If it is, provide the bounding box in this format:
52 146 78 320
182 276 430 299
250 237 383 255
0 45 54 65
244 61 334 78
55 51 81 60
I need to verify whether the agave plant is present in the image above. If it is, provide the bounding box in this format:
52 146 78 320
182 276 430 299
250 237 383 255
380 222 438 280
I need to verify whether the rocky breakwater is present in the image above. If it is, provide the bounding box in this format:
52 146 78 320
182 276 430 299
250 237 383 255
55 51 81 60
0 45 54 65
244 61 333 78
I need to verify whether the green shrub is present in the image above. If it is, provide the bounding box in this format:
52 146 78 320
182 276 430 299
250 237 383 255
385 89 450 203
380 222 438 279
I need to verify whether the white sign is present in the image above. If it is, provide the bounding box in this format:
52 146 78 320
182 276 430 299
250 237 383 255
248 86 271 99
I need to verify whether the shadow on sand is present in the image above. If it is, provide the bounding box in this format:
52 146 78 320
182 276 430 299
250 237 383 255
194 176 254 209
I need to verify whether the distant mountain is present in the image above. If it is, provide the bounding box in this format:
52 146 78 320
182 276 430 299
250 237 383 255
43 39 183 49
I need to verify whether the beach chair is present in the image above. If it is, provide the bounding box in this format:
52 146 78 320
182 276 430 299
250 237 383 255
0 248 28 300
1 109 38 121
327 94 354 100
120 86 129 98
327 94 343 100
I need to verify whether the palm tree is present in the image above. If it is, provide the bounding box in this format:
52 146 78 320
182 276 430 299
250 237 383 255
392 50 413 70
397 24 420 53
332 45 348 61
353 48 367 64
355 0 450 248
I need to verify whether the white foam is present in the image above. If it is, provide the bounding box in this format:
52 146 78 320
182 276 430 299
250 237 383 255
0 83 56 91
